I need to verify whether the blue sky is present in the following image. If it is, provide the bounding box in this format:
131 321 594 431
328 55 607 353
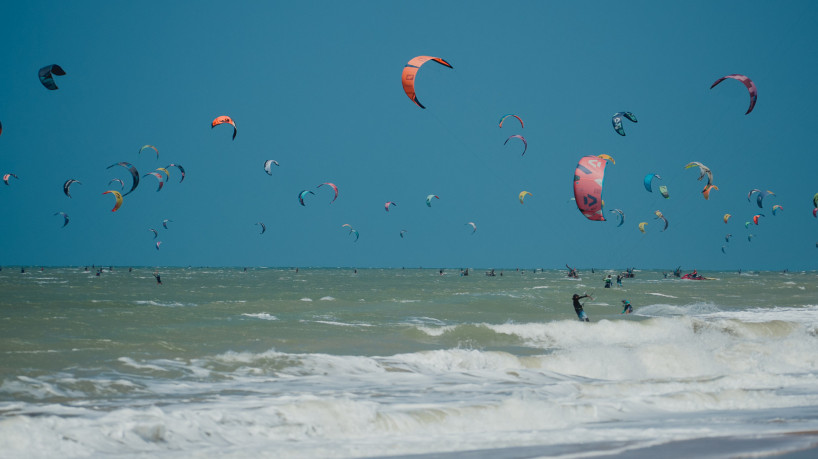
1 1 817 270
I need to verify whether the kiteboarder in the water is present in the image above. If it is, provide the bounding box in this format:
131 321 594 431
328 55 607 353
572 293 591 322
621 300 633 314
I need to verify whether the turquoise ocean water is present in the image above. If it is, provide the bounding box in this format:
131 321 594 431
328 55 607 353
2 267 818 458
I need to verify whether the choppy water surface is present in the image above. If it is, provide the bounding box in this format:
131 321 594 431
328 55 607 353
2 267 818 458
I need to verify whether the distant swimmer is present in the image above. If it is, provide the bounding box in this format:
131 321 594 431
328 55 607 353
153 270 162 285
604 274 612 288
621 300 633 314
572 293 592 322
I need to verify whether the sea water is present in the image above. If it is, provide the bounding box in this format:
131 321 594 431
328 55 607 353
2 267 818 458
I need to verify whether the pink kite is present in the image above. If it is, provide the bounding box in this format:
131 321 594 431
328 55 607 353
573 156 608 221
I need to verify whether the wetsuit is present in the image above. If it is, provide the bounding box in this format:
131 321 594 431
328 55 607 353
572 295 590 322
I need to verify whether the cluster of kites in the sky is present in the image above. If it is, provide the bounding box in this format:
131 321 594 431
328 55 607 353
1 60 817 255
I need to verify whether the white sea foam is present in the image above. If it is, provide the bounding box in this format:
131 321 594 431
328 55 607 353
241 313 278 321
647 292 678 298
300 297 313 302
319 296 336 301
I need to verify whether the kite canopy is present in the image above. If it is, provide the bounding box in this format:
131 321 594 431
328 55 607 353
643 173 661 192
425 194 439 207
384 201 397 212
211 116 237 140
256 222 266 234
723 213 732 224
612 112 637 136
38 64 66 90
263 160 279 175
658 185 670 199
63 179 81 198
710 74 757 114
498 114 524 129
573 156 608 221
609 208 625 227
139 145 159 158
107 162 140 196
54 212 69 228
518 191 532 204
756 190 775 208
317 182 338 203
638 222 647 233
167 164 185 183
504 134 527 155
103 190 123 212
401 56 452 109
3 173 19 185
298 190 314 206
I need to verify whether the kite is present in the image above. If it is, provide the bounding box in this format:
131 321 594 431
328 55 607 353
3 173 19 185
659 185 670 199
748 189 761 202
167 164 185 183
756 190 775 208
256 222 266 234
465 222 477 234
385 201 397 212
772 204 783 216
504 134 527 155
573 155 608 221
108 178 125 189
654 210 668 231
106 162 140 196
612 112 637 136
38 64 66 90
143 172 164 191
710 74 758 115
609 208 625 227
211 116 237 140
814 208 817 218
63 179 81 197
149 228 158 239
638 222 647 233
162 219 172 229
498 114 524 129
723 213 732 224
400 229 408 238
518 191 532 204
54 212 69 228
156 241 162 251
349 229 359 242
643 173 661 192
401 56 452 109
813 192 818 208
0 120 3 136
702 184 718 200
317 182 338 203
685 162 713 186
263 160 279 175
102 190 123 212
752 214 764 225
721 246 727 254
748 234 754 242
425 194 439 207
725 234 732 242
298 189 314 206
598 154 615 164
139 145 159 158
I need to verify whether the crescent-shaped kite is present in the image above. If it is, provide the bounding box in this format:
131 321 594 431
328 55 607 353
156 241 162 251
752 214 765 225
498 114 524 129
465 222 477 234
659 185 670 199
108 178 124 189
63 179 81 198
638 222 647 233
256 222 266 234
143 172 164 191
3 173 19 185
38 64 66 90
102 190 123 212
723 213 732 224
317 182 338 203
609 208 625 227
612 112 637 136
426 194 439 207
54 212 69 228
710 74 757 115
385 201 397 212
263 160 279 175
772 204 783 216
401 56 452 109
139 145 159 158
654 210 668 232
298 189 314 206
504 135 527 156
702 184 718 200
756 190 775 208
518 191 532 204
163 219 172 229
211 116 237 140
167 164 185 183
149 228 158 239
643 173 661 192
106 162 140 196
573 156 608 221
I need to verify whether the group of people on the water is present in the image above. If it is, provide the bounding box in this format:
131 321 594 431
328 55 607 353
572 293 633 322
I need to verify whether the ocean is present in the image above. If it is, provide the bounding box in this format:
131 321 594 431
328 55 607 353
2 267 818 458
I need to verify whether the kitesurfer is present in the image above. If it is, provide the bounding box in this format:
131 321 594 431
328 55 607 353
616 274 623 287
621 300 633 314
153 270 162 285
572 293 591 322
604 275 612 288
